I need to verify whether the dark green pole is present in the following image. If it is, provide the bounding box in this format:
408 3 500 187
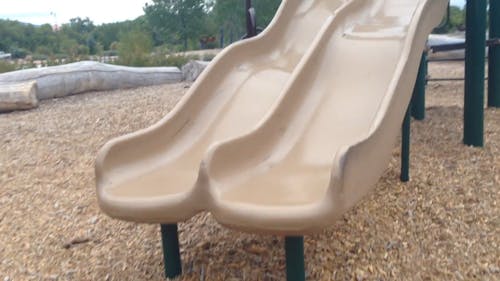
464 0 487 147
424 49 429 87
285 236 305 281
401 103 411 182
411 52 428 120
489 0 500 107
245 0 257 38
160 224 182 278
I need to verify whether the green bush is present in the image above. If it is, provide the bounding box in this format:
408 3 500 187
201 53 216 61
103 50 118 57
54 53 69 60
116 30 153 67
35 46 52 56
77 45 90 56
9 47 28 59
165 55 190 68
109 41 119 51
0 60 16 73
146 52 199 68
32 53 48 61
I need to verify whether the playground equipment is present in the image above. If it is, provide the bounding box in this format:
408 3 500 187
490 0 500 108
244 0 257 38
464 0 487 147
405 0 500 148
220 0 263 46
95 0 448 280
400 0 500 181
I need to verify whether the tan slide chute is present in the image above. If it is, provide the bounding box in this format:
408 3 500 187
96 0 447 234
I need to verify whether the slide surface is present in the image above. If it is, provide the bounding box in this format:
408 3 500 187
96 0 447 234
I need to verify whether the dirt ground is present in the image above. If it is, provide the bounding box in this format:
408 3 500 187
0 62 498 281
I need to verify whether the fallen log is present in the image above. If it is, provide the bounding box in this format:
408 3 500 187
0 81 38 112
0 61 183 100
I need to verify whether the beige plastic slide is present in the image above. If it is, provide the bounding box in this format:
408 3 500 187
96 0 347 222
96 0 447 234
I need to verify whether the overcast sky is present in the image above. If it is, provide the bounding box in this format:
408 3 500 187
0 0 152 25
0 0 467 26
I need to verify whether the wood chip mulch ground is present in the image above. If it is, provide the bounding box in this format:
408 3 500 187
0 62 498 281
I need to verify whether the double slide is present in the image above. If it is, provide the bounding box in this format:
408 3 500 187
95 0 447 234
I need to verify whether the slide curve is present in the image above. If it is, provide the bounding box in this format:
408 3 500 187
95 0 447 234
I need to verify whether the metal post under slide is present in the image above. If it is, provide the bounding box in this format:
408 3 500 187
160 224 182 279
401 103 411 182
424 50 429 87
489 0 500 107
245 0 257 38
220 28 225 48
411 52 428 120
285 236 306 281
464 0 487 147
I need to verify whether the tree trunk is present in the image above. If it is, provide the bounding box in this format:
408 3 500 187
0 80 38 113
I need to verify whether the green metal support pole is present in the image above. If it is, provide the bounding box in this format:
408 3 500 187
424 49 429 86
411 52 427 120
464 0 487 147
401 103 411 182
160 224 182 279
488 0 500 107
285 236 305 281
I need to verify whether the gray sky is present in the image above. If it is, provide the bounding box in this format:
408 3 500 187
0 0 152 25
0 0 468 26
